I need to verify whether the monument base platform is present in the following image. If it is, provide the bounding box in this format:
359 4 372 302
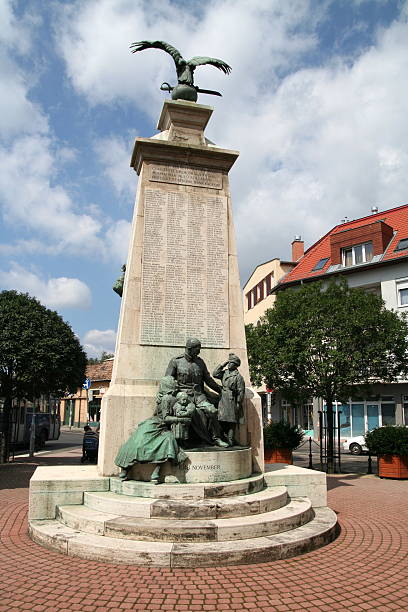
28 463 338 567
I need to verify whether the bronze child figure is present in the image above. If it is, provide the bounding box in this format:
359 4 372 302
213 353 245 446
171 391 195 442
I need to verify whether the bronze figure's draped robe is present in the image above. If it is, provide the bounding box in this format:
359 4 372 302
114 377 186 470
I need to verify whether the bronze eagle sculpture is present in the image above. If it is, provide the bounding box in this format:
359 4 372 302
130 40 231 101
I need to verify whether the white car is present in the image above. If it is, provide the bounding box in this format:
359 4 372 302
342 436 368 455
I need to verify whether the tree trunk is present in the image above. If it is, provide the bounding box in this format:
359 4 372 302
326 399 335 474
0 394 12 464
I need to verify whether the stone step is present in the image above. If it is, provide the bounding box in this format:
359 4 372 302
57 497 312 542
29 507 338 567
110 473 265 500
83 486 288 519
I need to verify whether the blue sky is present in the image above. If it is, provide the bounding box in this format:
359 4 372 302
1 0 407 357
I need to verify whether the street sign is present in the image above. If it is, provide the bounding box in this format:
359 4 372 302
83 378 91 390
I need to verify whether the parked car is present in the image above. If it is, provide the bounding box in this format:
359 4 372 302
342 436 368 455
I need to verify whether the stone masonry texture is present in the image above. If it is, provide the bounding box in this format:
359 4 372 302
1 447 408 612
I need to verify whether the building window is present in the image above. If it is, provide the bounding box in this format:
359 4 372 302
381 403 396 426
403 396 408 425
265 272 274 295
395 238 408 252
400 289 408 306
342 242 373 267
396 279 408 307
246 292 252 310
312 257 329 271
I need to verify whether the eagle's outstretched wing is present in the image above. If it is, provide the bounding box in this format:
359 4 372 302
129 40 183 65
187 56 231 75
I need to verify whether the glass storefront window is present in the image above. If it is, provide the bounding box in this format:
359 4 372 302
381 404 396 426
339 404 351 436
351 404 365 436
367 404 379 431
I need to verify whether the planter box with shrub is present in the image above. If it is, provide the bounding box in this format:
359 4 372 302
365 426 408 479
263 420 304 465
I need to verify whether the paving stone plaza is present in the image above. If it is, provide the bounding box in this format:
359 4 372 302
1 444 407 612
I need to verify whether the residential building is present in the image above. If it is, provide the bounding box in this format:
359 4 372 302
60 359 113 427
274 203 408 438
243 243 300 423
243 253 298 326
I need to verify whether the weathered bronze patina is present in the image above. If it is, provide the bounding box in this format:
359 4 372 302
213 354 245 446
112 264 126 297
114 375 187 482
115 339 247 482
165 338 229 447
130 40 231 101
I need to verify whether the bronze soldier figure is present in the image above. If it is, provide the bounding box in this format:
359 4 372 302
165 338 228 447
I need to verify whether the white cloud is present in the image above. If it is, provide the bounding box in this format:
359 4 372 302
0 1 47 139
0 1 131 264
0 53 48 139
0 134 104 254
232 16 408 273
94 135 136 199
82 328 116 357
55 0 319 114
0 131 132 262
105 219 132 263
30 0 408 284
0 263 92 309
0 0 38 53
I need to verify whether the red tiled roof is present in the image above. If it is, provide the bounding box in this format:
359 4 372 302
86 360 113 382
279 203 408 286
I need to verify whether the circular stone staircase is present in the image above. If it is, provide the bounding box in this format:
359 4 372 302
29 471 338 567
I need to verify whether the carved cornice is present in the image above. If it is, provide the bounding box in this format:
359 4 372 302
130 138 239 175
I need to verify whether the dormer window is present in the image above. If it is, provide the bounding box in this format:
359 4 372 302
342 242 373 267
395 238 408 252
312 257 329 271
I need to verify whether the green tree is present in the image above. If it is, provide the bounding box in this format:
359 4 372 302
87 351 114 365
246 279 408 473
0 290 87 462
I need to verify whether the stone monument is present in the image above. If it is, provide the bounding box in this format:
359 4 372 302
28 46 336 566
98 98 263 478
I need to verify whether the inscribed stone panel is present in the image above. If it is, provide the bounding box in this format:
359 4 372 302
150 163 222 190
140 188 229 348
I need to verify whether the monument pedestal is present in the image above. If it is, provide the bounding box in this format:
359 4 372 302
29 464 337 566
127 447 252 483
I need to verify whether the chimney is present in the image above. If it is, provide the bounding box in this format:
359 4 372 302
292 235 304 261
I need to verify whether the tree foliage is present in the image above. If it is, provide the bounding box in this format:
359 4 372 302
365 425 408 456
263 420 304 451
246 278 408 405
0 290 87 460
246 278 408 472
87 351 114 365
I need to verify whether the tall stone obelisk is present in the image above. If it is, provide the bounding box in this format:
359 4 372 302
98 100 262 476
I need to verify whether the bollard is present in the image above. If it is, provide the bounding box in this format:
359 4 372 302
308 437 313 469
367 453 372 475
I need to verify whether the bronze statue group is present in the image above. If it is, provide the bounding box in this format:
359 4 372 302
115 338 245 483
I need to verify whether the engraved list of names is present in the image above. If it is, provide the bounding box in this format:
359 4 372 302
140 188 229 348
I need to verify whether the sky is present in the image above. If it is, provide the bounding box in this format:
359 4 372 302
1 0 408 357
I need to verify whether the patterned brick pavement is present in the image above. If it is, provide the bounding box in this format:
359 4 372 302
0 449 407 612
